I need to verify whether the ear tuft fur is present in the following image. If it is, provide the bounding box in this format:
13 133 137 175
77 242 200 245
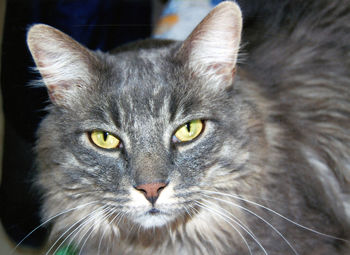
177 1 243 85
27 24 98 106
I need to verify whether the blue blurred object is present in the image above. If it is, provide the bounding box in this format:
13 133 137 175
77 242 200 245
153 0 224 40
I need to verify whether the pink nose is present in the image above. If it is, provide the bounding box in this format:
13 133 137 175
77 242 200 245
135 182 167 205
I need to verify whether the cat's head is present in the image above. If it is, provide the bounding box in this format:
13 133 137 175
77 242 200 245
27 1 266 241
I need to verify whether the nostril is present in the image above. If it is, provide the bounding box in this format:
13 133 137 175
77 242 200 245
157 185 165 193
135 182 168 204
138 188 147 195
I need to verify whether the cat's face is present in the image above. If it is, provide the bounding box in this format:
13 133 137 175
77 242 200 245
28 2 248 234
32 31 257 229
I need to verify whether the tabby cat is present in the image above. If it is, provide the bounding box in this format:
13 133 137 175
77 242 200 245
26 1 350 254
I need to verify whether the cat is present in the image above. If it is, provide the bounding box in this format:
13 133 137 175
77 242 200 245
25 0 350 254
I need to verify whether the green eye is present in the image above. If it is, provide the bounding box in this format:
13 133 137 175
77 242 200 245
90 130 120 149
174 119 204 142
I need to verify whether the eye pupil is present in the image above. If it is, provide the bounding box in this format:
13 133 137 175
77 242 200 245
103 132 108 141
186 123 191 132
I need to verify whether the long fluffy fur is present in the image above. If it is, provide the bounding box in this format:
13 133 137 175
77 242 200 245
26 1 350 254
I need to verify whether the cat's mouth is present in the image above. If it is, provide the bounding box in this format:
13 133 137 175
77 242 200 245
132 208 173 228
148 208 161 215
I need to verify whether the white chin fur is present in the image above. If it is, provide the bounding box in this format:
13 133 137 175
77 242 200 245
133 213 172 229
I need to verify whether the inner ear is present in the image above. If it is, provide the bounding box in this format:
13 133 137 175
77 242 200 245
27 24 99 106
176 2 243 85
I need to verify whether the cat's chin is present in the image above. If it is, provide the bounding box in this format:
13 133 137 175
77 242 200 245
132 211 172 229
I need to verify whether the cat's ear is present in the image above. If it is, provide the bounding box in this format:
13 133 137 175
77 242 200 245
176 1 242 86
27 24 98 106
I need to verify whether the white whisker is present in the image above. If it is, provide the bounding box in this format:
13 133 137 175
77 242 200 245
183 204 195 220
11 201 98 254
123 210 137 242
78 207 116 255
195 201 255 255
201 197 267 255
98 210 122 255
203 190 349 242
201 193 299 255
60 206 111 255
47 205 106 255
